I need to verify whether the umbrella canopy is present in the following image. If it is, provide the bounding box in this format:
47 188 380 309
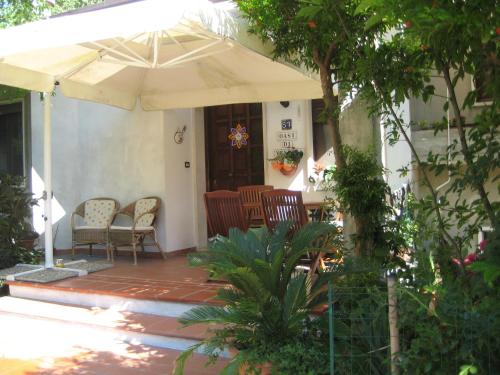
0 0 322 110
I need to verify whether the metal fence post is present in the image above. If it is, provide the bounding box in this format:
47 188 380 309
328 280 334 375
387 274 400 375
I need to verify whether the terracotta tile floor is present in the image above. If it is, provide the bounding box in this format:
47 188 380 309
8 254 227 305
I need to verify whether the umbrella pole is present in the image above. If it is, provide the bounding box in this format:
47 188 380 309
43 92 54 268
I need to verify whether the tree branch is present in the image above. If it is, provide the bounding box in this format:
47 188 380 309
441 64 496 225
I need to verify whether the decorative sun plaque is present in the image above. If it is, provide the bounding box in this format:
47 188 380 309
228 123 249 149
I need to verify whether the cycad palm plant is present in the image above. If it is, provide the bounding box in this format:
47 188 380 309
173 221 339 374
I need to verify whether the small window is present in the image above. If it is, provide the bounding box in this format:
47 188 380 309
0 102 24 176
311 98 335 163
472 71 493 105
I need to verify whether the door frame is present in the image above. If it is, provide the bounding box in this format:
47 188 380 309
203 103 267 192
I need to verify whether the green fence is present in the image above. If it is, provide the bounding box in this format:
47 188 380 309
327 283 499 375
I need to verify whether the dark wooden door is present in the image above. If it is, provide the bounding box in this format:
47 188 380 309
205 103 264 191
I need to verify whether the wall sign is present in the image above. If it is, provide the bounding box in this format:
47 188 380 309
281 119 293 130
276 131 297 140
280 140 295 148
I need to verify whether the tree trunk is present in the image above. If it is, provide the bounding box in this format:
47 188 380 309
318 63 346 171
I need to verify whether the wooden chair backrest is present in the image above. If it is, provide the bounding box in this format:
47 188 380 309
204 190 248 237
260 189 308 234
237 185 274 224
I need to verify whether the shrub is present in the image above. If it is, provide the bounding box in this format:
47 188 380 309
0 174 40 268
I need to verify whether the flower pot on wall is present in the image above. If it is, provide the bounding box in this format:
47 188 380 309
269 148 303 176
280 163 298 175
271 161 283 171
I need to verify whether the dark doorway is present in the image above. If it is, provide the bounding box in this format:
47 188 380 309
0 102 23 176
205 103 264 191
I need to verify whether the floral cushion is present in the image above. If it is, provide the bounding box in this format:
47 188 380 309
134 198 157 227
83 199 116 228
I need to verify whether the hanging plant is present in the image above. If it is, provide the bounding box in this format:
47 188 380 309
269 149 303 176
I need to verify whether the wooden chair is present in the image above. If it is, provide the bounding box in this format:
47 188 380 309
71 197 119 259
260 189 308 235
109 197 166 265
237 185 274 227
204 190 248 238
261 189 330 276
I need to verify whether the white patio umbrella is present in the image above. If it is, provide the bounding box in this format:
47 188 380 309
0 0 322 267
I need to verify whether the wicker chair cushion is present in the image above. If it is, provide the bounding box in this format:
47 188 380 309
134 198 157 227
83 200 115 228
74 225 108 230
110 225 154 231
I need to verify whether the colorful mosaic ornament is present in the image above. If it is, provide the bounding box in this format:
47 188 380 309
228 123 249 149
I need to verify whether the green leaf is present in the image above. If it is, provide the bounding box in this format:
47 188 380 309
364 13 383 30
459 365 478 375
355 0 380 15
296 5 321 19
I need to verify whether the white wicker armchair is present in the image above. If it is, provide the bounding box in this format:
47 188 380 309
109 197 165 265
71 197 119 260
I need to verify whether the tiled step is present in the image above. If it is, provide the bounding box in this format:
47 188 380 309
0 303 228 375
0 296 222 355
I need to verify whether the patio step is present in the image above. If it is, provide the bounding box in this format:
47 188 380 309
8 282 205 318
0 296 224 356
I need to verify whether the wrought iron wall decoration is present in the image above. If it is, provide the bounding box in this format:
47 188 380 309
174 125 187 144
228 123 249 149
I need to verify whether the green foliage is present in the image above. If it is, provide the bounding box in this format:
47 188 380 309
324 147 388 221
174 222 339 374
269 149 304 164
0 0 103 29
323 146 391 256
0 85 27 102
469 223 500 287
0 174 39 268
236 317 331 375
397 253 500 374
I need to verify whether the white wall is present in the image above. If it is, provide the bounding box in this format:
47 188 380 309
264 101 319 199
31 90 199 253
162 109 195 251
381 99 413 191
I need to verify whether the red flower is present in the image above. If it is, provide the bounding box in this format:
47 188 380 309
463 253 478 266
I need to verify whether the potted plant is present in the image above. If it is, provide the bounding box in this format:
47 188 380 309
173 221 338 374
269 150 285 171
269 149 304 176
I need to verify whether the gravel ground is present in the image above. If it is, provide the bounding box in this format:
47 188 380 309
65 261 113 273
15 268 79 283
0 265 41 280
